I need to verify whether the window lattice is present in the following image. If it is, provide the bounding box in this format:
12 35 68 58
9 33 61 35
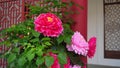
104 0 120 51
104 0 120 3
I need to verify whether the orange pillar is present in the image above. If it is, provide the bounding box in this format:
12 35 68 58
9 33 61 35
71 0 87 68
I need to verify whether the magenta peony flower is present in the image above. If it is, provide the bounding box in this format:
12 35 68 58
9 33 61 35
34 13 63 37
66 31 89 56
49 52 60 68
87 37 96 58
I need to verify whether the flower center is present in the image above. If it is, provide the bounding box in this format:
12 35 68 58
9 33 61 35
47 17 53 22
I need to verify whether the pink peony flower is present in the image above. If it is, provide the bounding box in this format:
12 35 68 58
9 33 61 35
66 44 74 51
70 65 81 68
34 13 63 37
66 31 89 56
87 37 96 58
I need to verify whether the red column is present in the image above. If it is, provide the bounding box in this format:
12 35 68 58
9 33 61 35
71 0 87 39
71 0 88 68
62 0 88 68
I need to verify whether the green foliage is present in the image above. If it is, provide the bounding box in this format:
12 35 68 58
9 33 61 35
45 56 54 67
7 53 16 63
0 0 84 68
58 52 67 64
67 52 84 66
36 57 44 66
18 57 26 66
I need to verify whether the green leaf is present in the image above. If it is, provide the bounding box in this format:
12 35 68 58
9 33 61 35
63 24 70 29
36 46 43 56
57 35 64 44
13 40 18 43
27 53 35 61
8 62 16 68
18 57 26 66
40 64 47 68
29 6 42 14
41 37 51 41
45 56 54 67
30 38 39 43
36 51 43 57
7 53 16 63
70 56 84 66
69 2 73 6
32 30 40 37
36 57 44 66
45 42 51 46
44 0 50 2
13 47 20 53
53 1 59 5
58 52 67 64
64 35 71 44
26 49 35 62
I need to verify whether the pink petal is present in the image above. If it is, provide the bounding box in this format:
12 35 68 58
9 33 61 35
88 37 96 58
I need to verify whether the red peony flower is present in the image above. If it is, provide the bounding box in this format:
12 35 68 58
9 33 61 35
64 58 71 68
34 13 63 37
49 52 71 68
49 52 60 68
87 37 96 58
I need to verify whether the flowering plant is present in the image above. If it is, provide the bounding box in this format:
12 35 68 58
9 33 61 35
0 1 96 68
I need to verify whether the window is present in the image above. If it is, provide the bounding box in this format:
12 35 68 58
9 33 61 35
104 0 120 59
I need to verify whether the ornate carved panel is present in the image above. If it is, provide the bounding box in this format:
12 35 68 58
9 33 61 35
0 0 24 67
104 0 120 59
0 0 24 30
